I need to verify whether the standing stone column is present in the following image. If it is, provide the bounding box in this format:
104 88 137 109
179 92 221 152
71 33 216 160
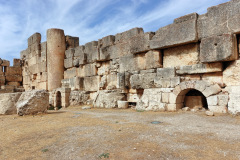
47 28 66 91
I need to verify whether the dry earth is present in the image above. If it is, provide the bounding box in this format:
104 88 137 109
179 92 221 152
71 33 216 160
0 106 240 160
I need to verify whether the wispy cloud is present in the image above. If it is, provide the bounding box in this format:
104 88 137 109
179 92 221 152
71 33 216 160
0 0 230 64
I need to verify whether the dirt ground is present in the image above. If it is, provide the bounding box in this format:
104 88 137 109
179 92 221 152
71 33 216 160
0 106 240 160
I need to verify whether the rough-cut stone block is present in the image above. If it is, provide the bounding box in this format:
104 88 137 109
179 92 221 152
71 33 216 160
223 60 240 86
66 35 79 49
129 32 154 54
65 48 75 58
94 90 125 108
69 91 89 106
78 63 97 77
20 49 28 59
218 95 228 106
163 43 199 68
28 56 38 66
40 72 48 82
98 35 115 48
198 0 240 39
37 61 47 73
150 16 198 49
202 72 223 87
5 67 22 76
64 58 73 69
97 62 110 75
119 54 145 73
228 94 240 115
2 60 10 66
157 67 175 78
130 73 156 89
16 90 49 116
13 59 21 67
200 34 238 63
115 27 144 44
0 93 22 115
64 67 77 79
106 73 118 89
85 41 99 63
166 104 181 111
28 33 41 47
174 13 198 24
84 76 100 92
154 77 171 88
145 50 162 69
127 93 140 102
5 75 22 82
207 95 218 106
176 63 223 75
202 84 221 97
208 105 227 113
117 101 129 109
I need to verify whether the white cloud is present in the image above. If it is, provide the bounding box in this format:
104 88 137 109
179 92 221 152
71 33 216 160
0 0 230 64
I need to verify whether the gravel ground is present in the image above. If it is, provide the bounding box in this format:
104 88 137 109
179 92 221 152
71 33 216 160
0 106 240 160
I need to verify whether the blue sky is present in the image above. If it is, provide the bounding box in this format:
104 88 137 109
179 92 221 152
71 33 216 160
0 0 229 64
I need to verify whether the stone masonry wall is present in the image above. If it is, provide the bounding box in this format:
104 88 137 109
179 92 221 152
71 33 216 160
21 0 240 114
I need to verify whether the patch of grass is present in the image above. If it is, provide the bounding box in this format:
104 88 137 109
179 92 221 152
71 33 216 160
136 109 145 112
115 121 119 123
41 148 49 152
99 153 110 159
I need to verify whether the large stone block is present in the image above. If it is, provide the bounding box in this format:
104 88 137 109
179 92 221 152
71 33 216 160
119 54 146 73
69 91 90 106
16 90 49 116
157 67 176 78
66 35 79 49
97 61 110 75
163 43 199 68
130 73 156 89
5 66 22 76
84 76 100 92
78 63 97 77
202 72 223 87
94 90 126 108
115 27 144 43
20 49 28 59
223 60 240 86
176 63 223 75
5 75 22 82
0 93 22 115
2 60 10 66
198 0 240 39
64 67 77 79
28 33 41 47
228 94 240 115
64 57 73 69
85 41 99 63
62 77 84 90
150 13 198 49
37 61 47 73
98 35 115 48
65 48 75 58
13 59 21 67
145 50 162 69
200 34 238 62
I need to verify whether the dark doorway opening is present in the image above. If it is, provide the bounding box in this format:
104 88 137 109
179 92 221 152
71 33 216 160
184 89 208 109
56 91 62 110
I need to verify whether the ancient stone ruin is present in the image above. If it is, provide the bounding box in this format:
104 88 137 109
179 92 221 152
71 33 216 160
1 0 240 115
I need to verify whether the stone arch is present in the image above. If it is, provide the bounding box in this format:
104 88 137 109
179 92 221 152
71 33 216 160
171 80 222 110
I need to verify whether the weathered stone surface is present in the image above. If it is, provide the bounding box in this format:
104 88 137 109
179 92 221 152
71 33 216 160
62 77 84 90
130 73 156 89
157 67 175 78
202 84 222 97
97 62 110 75
69 91 90 106
64 57 74 70
119 54 145 73
200 34 238 63
64 67 77 79
78 63 97 77
16 90 49 115
182 107 190 111
223 60 240 86
66 35 79 49
28 33 41 47
198 0 240 39
206 111 214 116
5 67 22 75
176 63 223 75
202 72 223 87
65 48 75 58
117 101 129 109
85 41 99 63
74 46 86 65
84 76 100 92
13 59 21 67
145 50 162 69
0 75 5 85
208 105 227 113
98 35 115 48
94 90 125 108
174 12 198 24
150 13 198 49
115 28 144 43
228 94 240 115
163 43 199 68
0 93 22 115
5 75 22 82
136 88 165 111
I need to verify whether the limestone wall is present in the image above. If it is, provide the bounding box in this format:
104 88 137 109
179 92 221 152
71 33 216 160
0 58 23 93
20 0 240 114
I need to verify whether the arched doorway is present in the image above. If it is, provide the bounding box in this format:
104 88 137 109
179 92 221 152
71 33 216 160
171 80 222 111
56 91 62 110
184 89 208 109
